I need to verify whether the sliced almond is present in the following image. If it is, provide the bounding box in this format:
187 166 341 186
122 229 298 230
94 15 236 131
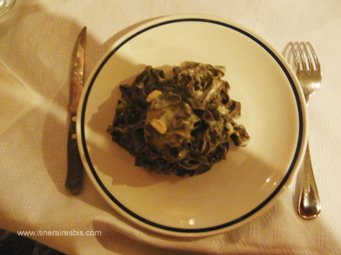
150 119 167 134
146 90 162 102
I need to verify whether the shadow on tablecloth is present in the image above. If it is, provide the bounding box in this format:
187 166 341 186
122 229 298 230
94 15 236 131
0 229 64 255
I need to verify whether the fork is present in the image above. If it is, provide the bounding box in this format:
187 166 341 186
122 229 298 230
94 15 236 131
283 42 322 220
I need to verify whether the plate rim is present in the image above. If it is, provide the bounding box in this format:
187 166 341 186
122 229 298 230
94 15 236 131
77 14 307 237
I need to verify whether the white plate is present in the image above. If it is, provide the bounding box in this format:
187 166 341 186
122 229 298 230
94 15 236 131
77 15 307 237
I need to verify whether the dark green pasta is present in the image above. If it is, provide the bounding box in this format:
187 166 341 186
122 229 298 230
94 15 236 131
108 62 249 176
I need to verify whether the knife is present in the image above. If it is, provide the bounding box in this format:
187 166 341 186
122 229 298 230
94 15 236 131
65 27 87 195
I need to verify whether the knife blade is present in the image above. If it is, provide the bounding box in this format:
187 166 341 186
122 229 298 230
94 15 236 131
65 27 87 195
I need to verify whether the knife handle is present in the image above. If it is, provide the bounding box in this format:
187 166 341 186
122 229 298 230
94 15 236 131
65 114 84 195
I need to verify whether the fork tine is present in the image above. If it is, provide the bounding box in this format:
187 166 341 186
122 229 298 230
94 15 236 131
306 42 321 72
283 42 294 66
291 42 302 73
301 42 313 72
295 42 307 72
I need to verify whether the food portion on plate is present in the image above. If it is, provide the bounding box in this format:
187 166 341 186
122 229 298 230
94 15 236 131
107 61 249 176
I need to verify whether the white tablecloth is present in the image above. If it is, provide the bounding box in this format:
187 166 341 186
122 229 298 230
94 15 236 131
1 1 341 254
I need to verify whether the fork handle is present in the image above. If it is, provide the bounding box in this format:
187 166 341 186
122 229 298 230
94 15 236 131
297 143 321 219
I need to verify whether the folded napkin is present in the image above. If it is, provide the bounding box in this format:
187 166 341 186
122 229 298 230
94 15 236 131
0 62 39 136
